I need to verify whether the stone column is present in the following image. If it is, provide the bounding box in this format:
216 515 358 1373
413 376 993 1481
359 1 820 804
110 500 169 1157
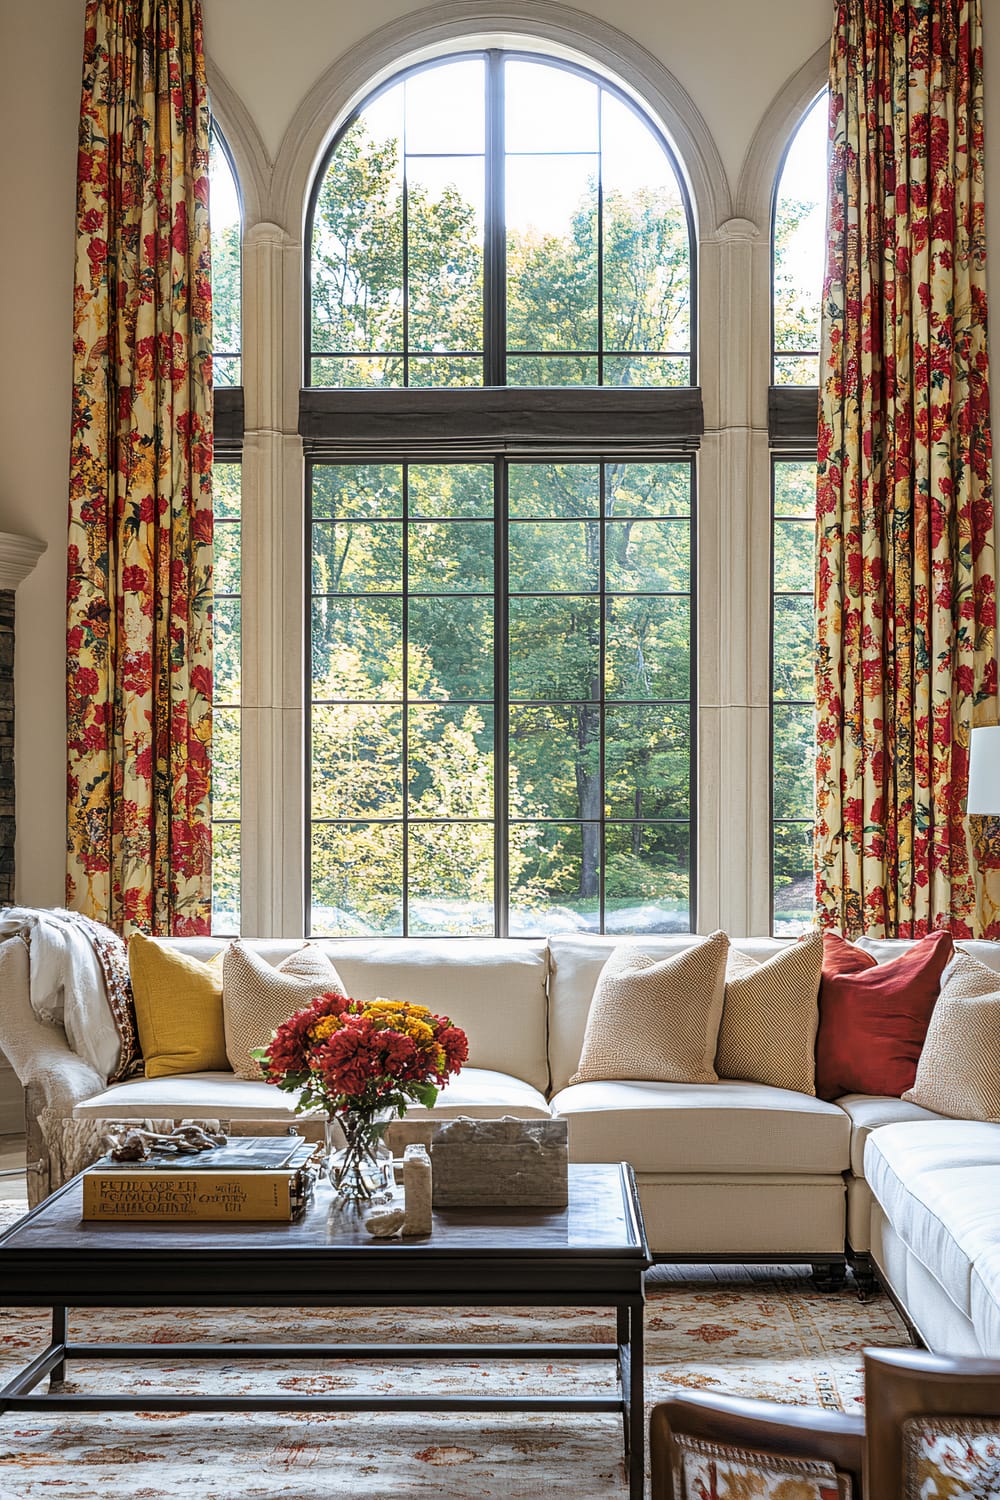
0 589 14 904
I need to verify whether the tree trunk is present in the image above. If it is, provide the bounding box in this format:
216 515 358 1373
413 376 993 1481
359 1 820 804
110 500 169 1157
575 701 601 899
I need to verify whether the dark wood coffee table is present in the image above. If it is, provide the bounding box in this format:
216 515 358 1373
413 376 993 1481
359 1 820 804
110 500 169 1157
0 1160 650 1498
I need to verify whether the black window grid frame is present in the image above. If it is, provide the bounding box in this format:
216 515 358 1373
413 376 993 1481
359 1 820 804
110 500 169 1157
305 449 697 939
303 47 697 393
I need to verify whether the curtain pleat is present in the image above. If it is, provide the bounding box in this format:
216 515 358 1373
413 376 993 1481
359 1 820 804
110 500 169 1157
815 0 999 937
67 0 213 936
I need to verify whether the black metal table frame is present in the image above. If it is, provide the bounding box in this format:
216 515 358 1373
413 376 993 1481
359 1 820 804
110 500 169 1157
1 1293 644 1498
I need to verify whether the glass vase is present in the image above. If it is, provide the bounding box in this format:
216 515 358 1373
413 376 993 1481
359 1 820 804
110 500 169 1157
324 1109 393 1202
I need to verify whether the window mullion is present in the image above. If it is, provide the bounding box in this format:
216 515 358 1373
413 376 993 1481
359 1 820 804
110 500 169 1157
484 49 506 388
494 457 509 937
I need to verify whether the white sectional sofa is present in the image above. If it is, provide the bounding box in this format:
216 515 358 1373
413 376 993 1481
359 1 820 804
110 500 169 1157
3 927 1000 1353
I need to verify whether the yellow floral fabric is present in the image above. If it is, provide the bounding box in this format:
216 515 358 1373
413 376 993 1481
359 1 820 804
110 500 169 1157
67 0 213 935
816 0 999 938
671 1432 851 1498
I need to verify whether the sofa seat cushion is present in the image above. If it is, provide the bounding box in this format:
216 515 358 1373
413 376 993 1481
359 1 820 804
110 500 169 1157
549 1079 850 1174
73 1071 311 1121
837 1093 945 1175
865 1120 1000 1320
72 1066 551 1123
386 1068 552 1120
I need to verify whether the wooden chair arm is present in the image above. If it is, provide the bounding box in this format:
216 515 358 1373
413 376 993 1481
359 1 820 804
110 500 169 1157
650 1393 865 1498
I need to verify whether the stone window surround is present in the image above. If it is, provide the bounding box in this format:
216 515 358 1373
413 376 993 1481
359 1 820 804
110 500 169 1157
204 1 828 940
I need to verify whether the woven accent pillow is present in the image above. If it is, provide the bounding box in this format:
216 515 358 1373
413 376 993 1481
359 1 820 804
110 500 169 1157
570 931 730 1086
716 930 824 1093
902 950 1000 1119
223 941 347 1080
672 1432 852 1499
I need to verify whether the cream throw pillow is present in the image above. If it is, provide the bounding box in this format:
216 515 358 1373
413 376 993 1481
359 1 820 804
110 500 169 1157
570 931 730 1086
716 931 824 1094
223 941 347 1080
902 950 1000 1120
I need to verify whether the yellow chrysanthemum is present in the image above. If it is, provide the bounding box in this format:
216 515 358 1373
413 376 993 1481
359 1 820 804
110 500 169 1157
309 1015 342 1042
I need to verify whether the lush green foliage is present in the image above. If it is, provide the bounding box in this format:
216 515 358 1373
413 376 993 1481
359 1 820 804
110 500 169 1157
209 98 822 935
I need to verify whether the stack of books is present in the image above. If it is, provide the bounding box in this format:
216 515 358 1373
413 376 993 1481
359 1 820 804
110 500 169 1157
81 1136 319 1222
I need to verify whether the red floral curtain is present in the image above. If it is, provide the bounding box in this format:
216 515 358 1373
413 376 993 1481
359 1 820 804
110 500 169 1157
67 0 213 936
816 0 999 937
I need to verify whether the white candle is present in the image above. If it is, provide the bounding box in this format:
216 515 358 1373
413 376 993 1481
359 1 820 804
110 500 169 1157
402 1143 432 1235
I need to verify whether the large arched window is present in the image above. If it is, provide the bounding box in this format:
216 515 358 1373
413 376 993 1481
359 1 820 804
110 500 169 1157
307 53 691 390
770 92 827 935
209 124 243 934
303 50 698 938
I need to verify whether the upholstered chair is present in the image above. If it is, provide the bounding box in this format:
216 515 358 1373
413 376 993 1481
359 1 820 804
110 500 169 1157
650 1346 1000 1498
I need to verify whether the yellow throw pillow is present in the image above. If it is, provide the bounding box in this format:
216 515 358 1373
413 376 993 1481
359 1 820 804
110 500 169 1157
716 930 824 1094
128 934 228 1078
223 940 347 1080
903 950 1000 1120
570 932 730 1086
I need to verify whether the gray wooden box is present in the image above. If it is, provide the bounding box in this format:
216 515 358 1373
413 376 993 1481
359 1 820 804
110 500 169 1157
430 1116 569 1209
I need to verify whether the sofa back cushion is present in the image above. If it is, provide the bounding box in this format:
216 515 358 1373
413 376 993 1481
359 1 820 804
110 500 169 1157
547 934 789 1094
168 937 550 1092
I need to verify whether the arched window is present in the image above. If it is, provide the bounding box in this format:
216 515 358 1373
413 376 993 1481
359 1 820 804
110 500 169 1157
770 92 827 935
772 92 826 387
209 124 243 934
307 53 691 390
209 126 241 386
304 50 697 938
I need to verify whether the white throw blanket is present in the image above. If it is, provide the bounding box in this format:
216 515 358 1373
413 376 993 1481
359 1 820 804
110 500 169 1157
0 906 120 1081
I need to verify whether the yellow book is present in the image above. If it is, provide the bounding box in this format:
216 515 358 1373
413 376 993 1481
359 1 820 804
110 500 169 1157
82 1169 305 1221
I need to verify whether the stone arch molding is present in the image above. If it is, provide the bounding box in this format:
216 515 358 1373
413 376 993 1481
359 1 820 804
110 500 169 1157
735 42 829 234
263 0 732 242
204 60 270 230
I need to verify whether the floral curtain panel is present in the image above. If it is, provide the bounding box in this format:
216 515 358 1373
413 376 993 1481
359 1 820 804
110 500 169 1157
816 0 999 937
67 0 213 935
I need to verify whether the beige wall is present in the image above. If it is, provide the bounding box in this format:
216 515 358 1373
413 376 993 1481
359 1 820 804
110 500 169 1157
0 0 996 912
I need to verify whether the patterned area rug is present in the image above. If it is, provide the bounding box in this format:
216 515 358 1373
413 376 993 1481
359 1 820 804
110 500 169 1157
0 1199 909 1498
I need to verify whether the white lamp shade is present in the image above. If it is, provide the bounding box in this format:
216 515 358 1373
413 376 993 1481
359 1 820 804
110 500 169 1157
967 726 1000 814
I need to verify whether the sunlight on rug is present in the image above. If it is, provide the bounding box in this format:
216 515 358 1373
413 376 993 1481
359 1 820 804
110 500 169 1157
0 1197 910 1500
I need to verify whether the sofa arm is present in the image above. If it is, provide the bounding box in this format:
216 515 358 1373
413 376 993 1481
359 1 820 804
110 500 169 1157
0 934 104 1108
0 935 106 1204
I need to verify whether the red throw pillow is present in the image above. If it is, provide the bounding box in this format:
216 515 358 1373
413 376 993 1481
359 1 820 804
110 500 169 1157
814 930 954 1101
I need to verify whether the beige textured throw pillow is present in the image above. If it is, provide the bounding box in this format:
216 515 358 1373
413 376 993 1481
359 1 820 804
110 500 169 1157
716 930 824 1094
570 931 730 1086
902 950 1000 1120
223 941 347 1080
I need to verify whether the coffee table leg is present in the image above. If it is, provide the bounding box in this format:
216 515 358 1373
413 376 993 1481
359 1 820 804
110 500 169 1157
628 1299 644 1500
50 1307 66 1386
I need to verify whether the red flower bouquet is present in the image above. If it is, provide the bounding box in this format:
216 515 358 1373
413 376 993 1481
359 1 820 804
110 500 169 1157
253 994 468 1200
